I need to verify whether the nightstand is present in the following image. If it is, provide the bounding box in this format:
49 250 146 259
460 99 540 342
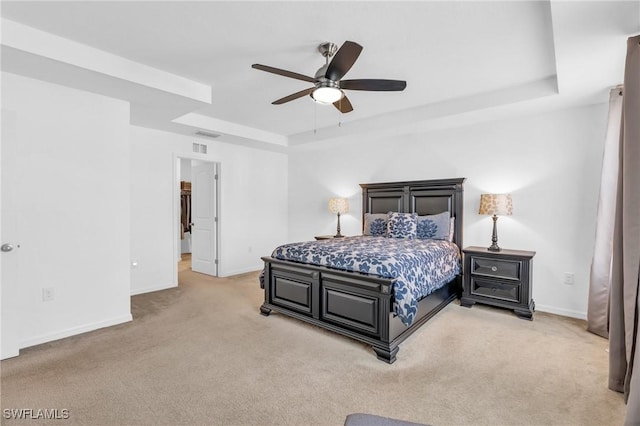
460 246 536 320
314 235 346 240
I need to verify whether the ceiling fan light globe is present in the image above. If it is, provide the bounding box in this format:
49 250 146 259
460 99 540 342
312 87 343 104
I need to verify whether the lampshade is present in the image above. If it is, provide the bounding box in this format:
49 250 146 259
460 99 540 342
478 194 513 216
328 197 349 214
312 87 344 104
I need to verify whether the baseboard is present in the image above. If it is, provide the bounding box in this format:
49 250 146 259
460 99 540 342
1 347 20 360
20 314 133 350
220 266 262 277
535 304 587 320
130 282 177 296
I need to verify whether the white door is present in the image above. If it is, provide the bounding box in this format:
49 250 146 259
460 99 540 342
1 109 22 359
191 162 217 276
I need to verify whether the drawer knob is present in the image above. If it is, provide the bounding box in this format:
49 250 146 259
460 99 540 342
491 266 498 272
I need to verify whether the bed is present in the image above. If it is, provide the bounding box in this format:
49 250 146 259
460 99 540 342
259 178 465 363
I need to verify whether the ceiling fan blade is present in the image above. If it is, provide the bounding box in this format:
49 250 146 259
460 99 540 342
325 41 363 81
272 87 315 105
340 79 407 91
252 64 316 83
333 95 354 113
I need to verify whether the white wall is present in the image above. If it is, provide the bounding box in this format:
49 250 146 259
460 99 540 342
180 158 192 182
1 72 132 352
130 126 288 294
288 104 608 319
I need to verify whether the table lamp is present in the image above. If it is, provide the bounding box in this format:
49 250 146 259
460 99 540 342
478 193 513 252
328 198 349 238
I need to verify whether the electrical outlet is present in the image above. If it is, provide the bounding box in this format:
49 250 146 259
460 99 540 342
42 287 55 302
563 273 575 285
248 246 252 253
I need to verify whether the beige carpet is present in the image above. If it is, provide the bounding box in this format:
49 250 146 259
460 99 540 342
0 267 626 425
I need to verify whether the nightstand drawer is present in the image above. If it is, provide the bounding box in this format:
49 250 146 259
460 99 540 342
470 257 521 280
470 277 520 303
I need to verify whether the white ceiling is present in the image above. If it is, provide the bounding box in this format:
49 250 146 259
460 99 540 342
1 1 639 150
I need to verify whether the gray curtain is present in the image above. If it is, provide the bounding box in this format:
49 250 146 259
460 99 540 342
608 35 640 425
587 87 623 338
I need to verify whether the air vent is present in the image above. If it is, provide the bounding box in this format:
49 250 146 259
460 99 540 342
195 130 220 139
192 142 208 154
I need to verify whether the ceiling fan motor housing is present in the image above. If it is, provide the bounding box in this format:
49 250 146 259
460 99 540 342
314 64 330 81
313 64 343 103
312 78 343 104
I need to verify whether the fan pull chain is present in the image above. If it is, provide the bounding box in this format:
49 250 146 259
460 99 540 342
314 102 317 134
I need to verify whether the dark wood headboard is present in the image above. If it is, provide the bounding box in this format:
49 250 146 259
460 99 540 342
360 178 465 248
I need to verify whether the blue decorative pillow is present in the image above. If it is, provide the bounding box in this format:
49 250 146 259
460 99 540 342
416 211 450 240
363 213 388 236
387 212 417 239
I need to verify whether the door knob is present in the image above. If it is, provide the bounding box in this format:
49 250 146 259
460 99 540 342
1 244 14 252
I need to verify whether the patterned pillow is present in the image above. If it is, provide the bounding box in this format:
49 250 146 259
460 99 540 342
363 213 388 236
387 212 418 239
416 211 450 240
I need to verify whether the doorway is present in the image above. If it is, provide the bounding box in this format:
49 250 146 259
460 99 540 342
174 156 219 283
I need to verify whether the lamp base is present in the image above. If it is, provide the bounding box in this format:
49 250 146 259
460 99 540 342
334 212 344 239
487 215 501 252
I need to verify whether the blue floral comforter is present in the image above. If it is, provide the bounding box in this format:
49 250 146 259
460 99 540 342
271 236 461 326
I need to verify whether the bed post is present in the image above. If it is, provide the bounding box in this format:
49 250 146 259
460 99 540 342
373 345 399 364
260 261 272 316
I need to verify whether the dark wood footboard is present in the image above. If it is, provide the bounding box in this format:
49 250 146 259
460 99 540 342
260 257 461 363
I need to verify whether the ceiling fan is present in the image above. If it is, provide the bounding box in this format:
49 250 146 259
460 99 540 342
252 40 406 113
